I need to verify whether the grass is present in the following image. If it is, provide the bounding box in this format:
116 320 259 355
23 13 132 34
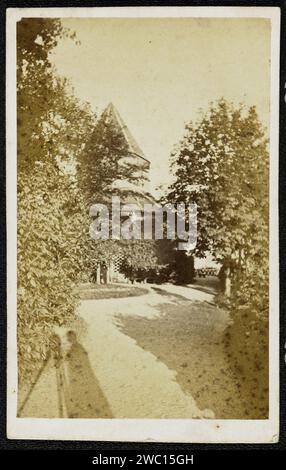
75 283 149 300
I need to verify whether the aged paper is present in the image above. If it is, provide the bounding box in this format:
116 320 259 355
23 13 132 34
7 6 280 442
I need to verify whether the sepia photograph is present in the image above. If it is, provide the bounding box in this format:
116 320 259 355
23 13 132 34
6 6 280 442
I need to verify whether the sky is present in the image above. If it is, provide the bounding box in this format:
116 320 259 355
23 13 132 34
50 17 270 193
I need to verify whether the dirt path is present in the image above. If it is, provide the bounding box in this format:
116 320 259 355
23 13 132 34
19 282 247 419
77 283 246 419
114 285 247 419
78 289 214 419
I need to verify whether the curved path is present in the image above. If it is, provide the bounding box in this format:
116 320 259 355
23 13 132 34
19 282 245 419
78 288 214 419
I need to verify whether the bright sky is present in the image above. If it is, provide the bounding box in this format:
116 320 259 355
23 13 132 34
50 17 270 193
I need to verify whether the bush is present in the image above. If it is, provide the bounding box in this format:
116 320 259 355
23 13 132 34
17 165 86 383
225 307 268 418
225 268 269 418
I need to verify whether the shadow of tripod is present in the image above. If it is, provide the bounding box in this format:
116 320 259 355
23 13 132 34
18 332 113 419
18 334 67 417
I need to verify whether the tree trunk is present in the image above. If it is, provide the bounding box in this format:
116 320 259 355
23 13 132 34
96 264 101 285
109 261 114 283
225 268 231 297
106 265 110 284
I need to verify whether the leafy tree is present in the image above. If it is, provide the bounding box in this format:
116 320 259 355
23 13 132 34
77 109 158 281
17 18 94 382
119 240 158 280
77 113 139 204
167 98 269 417
168 99 268 295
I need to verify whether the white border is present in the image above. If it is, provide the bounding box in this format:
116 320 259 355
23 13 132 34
6 6 280 443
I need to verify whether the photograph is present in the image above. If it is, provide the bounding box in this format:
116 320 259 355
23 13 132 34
6 6 280 442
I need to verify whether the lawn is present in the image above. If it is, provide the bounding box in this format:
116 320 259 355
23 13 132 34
75 283 149 300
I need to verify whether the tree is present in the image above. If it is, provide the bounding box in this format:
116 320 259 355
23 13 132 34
77 110 158 282
17 18 94 382
119 240 158 281
77 113 138 205
167 98 269 418
167 99 268 294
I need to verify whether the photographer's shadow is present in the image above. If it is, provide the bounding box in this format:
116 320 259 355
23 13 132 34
63 331 112 418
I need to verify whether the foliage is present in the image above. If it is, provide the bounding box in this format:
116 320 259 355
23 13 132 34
224 309 268 418
78 109 158 276
119 240 158 280
167 99 269 413
168 99 268 267
17 18 94 383
150 240 195 284
172 251 195 284
167 98 268 305
77 112 137 204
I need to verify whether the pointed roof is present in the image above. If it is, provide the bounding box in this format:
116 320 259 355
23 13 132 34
100 103 150 164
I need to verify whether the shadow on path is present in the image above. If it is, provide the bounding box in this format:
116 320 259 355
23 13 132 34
64 331 112 418
188 277 220 295
151 286 189 301
115 300 250 419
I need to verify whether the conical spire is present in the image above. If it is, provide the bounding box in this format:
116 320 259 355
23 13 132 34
101 103 149 164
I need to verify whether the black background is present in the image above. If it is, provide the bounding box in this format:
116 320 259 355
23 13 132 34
0 0 285 463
